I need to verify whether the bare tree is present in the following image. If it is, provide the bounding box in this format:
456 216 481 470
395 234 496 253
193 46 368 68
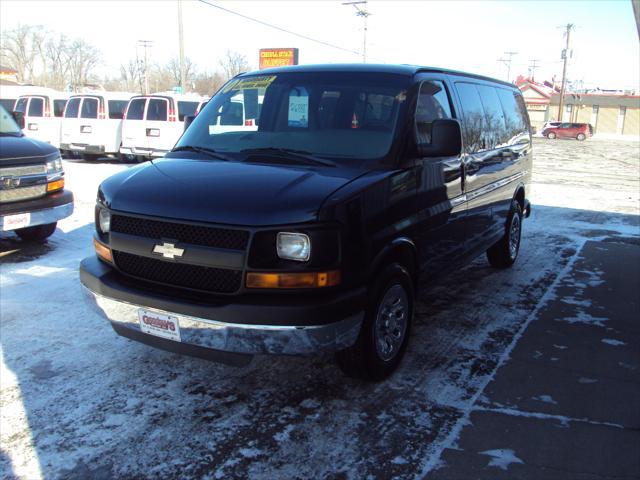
65 39 100 91
119 58 144 93
167 56 195 91
193 71 225 96
44 33 69 89
0 25 46 83
219 50 249 80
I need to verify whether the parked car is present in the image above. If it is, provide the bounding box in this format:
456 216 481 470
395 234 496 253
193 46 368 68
542 122 592 140
119 93 206 160
0 105 73 241
81 64 532 380
60 92 135 160
13 90 69 148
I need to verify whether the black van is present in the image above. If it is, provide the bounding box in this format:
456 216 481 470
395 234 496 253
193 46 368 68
0 105 73 241
80 65 531 380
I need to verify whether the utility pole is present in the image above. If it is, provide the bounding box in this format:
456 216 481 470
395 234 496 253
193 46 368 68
343 1 371 62
138 40 153 95
557 23 574 121
498 51 518 83
528 59 540 81
178 0 186 93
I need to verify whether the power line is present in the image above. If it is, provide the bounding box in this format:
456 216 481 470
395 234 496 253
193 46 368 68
197 0 361 56
343 1 371 63
498 51 518 83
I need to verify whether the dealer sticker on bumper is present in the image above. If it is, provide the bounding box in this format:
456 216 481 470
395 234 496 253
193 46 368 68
138 309 181 342
2 213 30 231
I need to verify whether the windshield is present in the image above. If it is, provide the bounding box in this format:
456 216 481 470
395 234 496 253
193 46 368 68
0 105 22 135
177 71 410 160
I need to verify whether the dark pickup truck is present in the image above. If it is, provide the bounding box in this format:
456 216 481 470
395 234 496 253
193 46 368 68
0 106 73 241
80 64 532 380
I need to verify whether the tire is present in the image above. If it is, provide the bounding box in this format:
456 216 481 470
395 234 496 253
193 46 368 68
118 153 136 163
576 133 586 141
15 222 57 241
547 132 556 139
336 263 414 381
487 202 523 269
83 153 101 161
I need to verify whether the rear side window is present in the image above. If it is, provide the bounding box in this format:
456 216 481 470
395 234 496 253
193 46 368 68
53 99 67 117
126 98 146 120
108 100 128 119
146 98 168 121
178 101 198 121
81 98 99 119
220 101 243 125
415 80 452 144
476 85 507 148
15 97 28 113
64 98 81 118
28 97 44 117
496 88 528 142
455 82 486 152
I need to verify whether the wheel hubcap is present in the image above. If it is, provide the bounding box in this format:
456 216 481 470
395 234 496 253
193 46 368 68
509 213 521 260
374 284 409 362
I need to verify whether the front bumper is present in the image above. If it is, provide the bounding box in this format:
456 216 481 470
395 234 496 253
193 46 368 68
1 195 74 231
80 256 365 364
119 146 167 158
61 143 106 154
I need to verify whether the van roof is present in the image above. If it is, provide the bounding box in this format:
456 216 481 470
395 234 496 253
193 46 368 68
242 63 517 89
69 91 136 100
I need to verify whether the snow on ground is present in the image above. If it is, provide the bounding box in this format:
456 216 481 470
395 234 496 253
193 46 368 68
1 138 639 479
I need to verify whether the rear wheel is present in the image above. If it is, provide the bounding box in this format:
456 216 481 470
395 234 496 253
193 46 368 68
83 153 101 161
336 263 413 381
15 222 57 242
547 132 556 139
576 133 586 141
487 202 523 269
118 153 136 163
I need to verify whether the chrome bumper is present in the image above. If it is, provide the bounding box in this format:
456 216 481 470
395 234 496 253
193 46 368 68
0 202 74 231
82 286 363 357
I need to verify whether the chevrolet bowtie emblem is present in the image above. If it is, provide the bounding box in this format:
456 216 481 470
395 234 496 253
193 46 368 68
153 242 185 259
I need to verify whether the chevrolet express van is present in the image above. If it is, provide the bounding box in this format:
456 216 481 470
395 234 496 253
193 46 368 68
60 92 135 160
81 65 532 380
14 90 70 149
119 93 206 160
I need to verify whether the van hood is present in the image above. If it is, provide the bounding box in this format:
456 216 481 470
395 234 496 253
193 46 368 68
99 157 366 226
0 135 59 164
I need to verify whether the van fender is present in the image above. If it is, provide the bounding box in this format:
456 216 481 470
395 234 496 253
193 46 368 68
511 182 531 218
368 237 419 289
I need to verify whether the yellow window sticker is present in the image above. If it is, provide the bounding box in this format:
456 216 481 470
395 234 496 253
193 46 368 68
222 76 277 93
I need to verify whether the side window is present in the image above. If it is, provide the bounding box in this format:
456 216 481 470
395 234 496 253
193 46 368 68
220 101 244 125
317 91 341 129
28 97 44 117
108 100 128 119
64 98 81 118
81 98 98 119
15 97 28 113
177 101 198 121
415 80 452 144
357 92 397 131
496 88 528 143
53 100 67 117
476 85 506 148
126 98 146 120
147 99 168 121
455 82 485 152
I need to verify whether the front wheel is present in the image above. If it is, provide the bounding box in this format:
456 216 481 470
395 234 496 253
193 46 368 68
547 132 556 139
576 133 586 141
487 202 523 269
15 222 57 242
336 263 414 381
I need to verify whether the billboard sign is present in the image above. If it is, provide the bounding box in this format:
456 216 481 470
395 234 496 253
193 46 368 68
259 48 299 69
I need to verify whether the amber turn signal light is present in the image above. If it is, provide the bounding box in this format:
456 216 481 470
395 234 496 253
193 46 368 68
47 178 65 192
93 238 113 263
246 270 341 289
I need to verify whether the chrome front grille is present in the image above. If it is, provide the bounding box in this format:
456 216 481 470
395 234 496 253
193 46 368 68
0 165 46 177
0 185 47 203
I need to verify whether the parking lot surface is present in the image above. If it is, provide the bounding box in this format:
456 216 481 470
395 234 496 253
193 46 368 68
1 138 639 479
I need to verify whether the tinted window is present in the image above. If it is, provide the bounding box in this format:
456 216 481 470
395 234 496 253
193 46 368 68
354 92 397 131
28 97 44 117
476 85 506 148
220 101 243 125
15 97 28 113
81 98 98 119
53 99 67 117
177 101 198 121
455 82 486 152
126 98 146 120
0 99 16 111
64 98 81 118
496 88 528 143
415 80 452 144
108 100 128 119
146 98 168 121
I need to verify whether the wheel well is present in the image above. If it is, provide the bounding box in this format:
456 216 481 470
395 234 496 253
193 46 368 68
515 187 525 211
371 241 419 290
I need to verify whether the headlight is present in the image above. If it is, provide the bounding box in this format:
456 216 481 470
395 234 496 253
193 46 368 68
46 157 63 174
277 232 311 262
98 208 111 233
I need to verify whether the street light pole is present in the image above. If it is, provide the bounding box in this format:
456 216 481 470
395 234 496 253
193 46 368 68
178 0 186 93
343 1 371 62
557 23 574 122
138 40 153 95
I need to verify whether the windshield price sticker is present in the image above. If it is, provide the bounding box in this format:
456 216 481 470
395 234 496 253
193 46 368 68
222 75 277 93
288 87 309 127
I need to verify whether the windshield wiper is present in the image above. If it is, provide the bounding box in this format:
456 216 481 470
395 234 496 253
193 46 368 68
0 131 24 137
171 145 231 161
240 147 335 167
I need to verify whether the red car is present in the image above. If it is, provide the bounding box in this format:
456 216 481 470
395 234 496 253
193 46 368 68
542 122 593 141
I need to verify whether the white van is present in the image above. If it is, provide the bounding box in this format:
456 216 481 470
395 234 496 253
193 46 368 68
14 90 70 148
207 92 262 134
60 92 134 160
120 93 206 159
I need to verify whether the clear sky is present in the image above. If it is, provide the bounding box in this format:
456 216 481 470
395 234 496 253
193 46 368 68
1 0 638 90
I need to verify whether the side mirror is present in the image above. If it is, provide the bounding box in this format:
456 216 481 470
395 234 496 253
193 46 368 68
12 111 25 130
417 118 462 157
183 115 196 132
